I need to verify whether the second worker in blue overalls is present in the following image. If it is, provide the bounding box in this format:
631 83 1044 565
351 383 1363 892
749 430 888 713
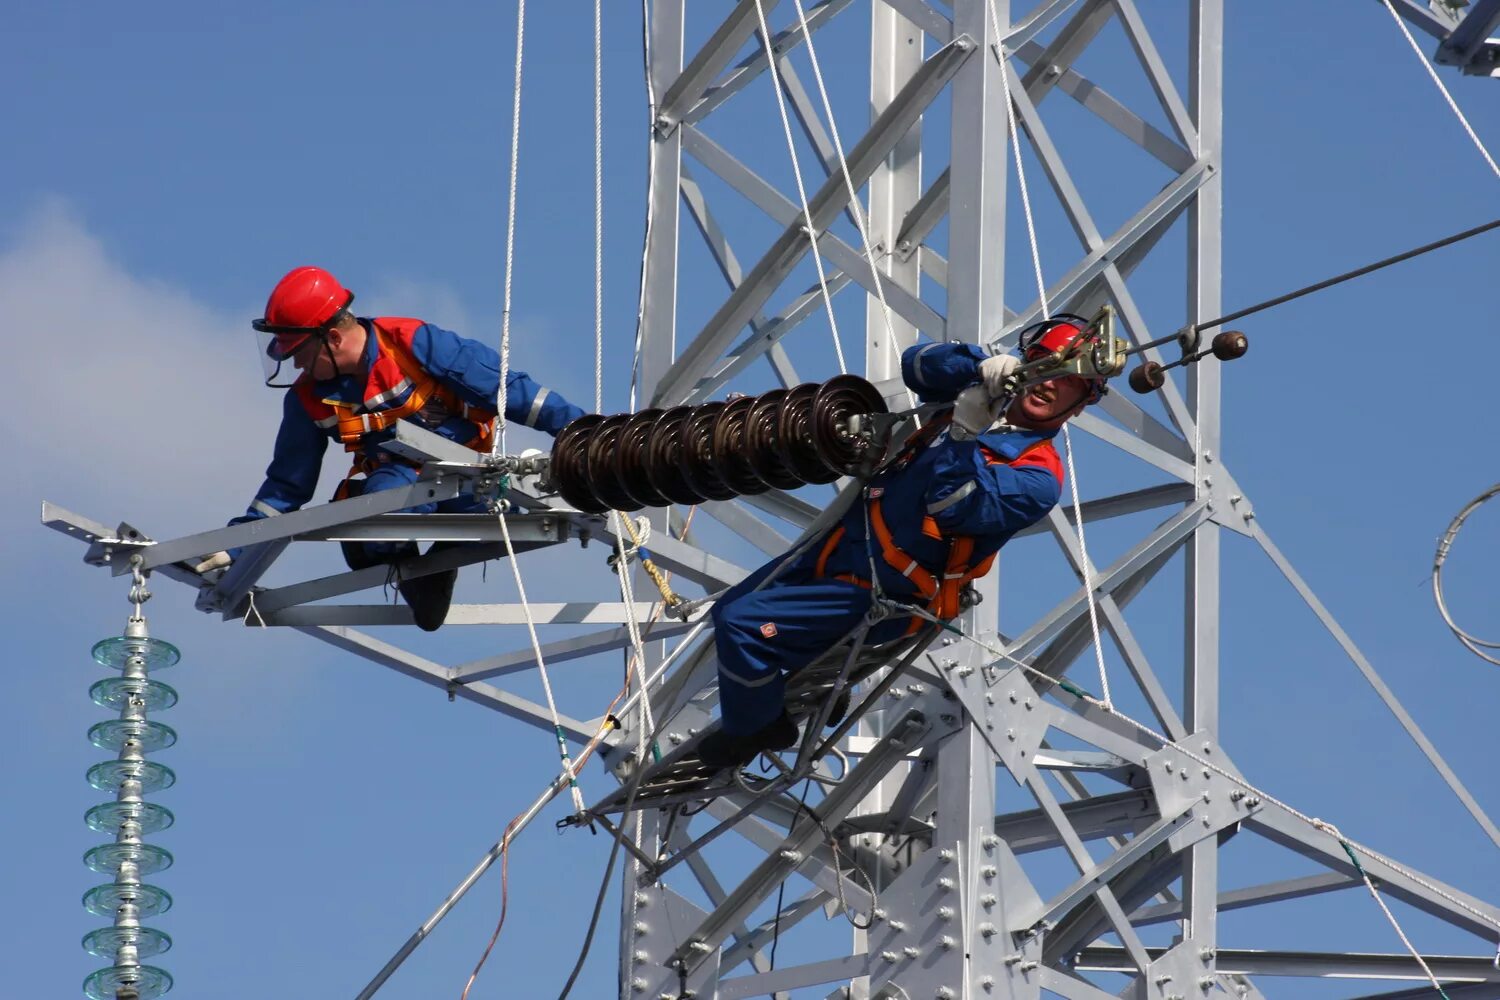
699 321 1107 766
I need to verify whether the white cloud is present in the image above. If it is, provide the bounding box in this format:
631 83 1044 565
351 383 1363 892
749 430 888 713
5 199 288 535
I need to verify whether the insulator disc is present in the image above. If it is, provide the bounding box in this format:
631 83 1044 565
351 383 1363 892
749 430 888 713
743 390 807 490
92 636 180 671
678 403 737 502
90 677 178 713
84 964 173 1000
83 925 173 960
585 414 646 512
88 759 177 795
776 383 839 484
1211 330 1248 360
710 396 771 496
89 719 177 754
85 842 174 877
86 800 175 836
811 375 888 474
642 407 709 506
612 409 671 508
550 414 610 514
83 881 173 919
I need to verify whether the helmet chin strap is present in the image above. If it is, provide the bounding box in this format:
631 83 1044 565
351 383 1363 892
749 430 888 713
321 336 346 381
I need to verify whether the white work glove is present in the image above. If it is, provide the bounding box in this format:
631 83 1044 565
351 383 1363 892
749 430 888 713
950 385 1003 441
193 550 232 583
979 353 1021 399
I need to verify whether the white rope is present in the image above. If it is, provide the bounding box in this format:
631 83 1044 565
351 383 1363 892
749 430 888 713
991 6 1113 707
1379 0 1500 181
750 0 848 374
994 23 1050 326
497 509 587 812
1314 819 1455 998
787 0 901 370
1061 423 1111 707
494 0 529 455
594 0 605 415
629 0 659 412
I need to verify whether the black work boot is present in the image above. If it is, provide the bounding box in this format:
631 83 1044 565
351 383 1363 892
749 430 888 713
698 712 800 768
397 541 463 632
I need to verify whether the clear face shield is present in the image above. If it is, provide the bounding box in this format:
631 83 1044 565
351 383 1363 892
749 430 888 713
253 326 324 388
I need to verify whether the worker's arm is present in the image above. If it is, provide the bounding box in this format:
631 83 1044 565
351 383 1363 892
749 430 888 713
922 442 1061 538
223 390 328 559
900 342 987 402
411 323 586 434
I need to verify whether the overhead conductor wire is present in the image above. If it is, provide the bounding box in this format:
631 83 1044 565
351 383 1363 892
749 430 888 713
990 9 1112 709
751 0 848 374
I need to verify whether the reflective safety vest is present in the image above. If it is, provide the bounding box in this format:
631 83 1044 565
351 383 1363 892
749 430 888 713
293 318 496 478
811 415 1056 631
813 502 997 629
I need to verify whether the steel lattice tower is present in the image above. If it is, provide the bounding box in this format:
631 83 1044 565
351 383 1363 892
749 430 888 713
43 2 1500 999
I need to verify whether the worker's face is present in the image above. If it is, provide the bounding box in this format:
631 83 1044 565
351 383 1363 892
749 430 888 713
288 334 337 380
290 327 362 381
1008 374 1091 429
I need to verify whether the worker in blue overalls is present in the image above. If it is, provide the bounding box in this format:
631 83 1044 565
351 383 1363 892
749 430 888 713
698 320 1108 766
196 266 585 630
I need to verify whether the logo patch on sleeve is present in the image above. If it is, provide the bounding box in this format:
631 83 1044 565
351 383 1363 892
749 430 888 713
759 622 778 638
868 487 884 499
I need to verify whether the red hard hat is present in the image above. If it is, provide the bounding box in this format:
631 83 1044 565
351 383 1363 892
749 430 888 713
1020 317 1108 403
252 266 355 355
1025 321 1084 358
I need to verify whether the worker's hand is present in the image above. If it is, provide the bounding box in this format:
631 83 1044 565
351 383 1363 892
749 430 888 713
193 551 232 583
979 353 1021 399
950 385 1002 441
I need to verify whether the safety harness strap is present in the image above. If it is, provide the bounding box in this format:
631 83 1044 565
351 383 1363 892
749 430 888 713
300 322 498 481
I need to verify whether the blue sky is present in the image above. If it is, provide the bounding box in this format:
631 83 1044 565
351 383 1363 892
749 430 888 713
6 2 1500 998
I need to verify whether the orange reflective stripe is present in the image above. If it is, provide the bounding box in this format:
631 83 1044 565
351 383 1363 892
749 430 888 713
815 494 994 625
870 499 939 600
815 526 846 578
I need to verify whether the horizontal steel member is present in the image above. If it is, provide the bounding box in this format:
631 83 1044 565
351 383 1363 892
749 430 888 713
1129 872 1358 927
114 477 469 574
717 953 869 999
294 512 564 543
995 788 1158 855
450 621 696 685
257 602 666 628
1075 947 1500 982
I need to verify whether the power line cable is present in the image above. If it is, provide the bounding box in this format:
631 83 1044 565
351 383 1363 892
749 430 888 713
1199 217 1500 332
